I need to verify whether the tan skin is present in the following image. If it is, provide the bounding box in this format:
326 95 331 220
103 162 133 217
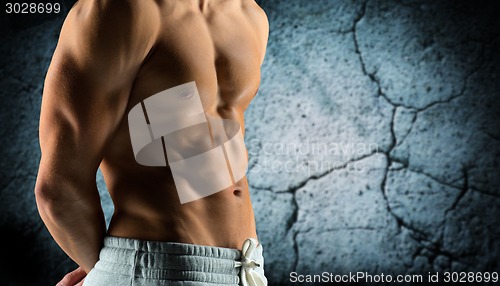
35 0 268 284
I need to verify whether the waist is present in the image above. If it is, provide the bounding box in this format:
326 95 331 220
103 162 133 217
87 236 265 285
107 183 257 249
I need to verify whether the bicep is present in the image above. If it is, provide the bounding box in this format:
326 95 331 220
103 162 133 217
38 0 157 183
39 53 129 185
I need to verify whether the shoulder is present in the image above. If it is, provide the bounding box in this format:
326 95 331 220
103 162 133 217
242 0 269 43
243 0 269 27
68 0 159 23
242 0 269 64
65 0 159 36
58 0 160 69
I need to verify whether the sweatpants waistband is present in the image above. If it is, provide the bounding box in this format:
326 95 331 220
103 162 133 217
96 236 241 283
87 236 267 286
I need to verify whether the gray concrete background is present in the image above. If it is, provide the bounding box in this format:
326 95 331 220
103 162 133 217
1 0 499 285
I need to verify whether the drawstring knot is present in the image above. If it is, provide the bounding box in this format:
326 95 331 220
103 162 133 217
234 238 266 286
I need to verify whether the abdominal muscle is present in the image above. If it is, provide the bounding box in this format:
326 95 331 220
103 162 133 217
107 178 257 250
100 108 258 250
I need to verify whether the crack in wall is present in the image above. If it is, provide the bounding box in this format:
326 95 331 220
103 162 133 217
285 150 381 272
252 2 497 274
394 107 418 147
391 159 500 199
264 0 494 273
390 159 463 190
446 168 469 214
347 3 498 271
250 149 383 273
290 193 299 272
352 0 485 113
381 155 480 267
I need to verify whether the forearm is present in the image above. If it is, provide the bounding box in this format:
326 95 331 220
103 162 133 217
35 181 106 273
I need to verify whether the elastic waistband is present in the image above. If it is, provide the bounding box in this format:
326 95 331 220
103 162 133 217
94 236 243 284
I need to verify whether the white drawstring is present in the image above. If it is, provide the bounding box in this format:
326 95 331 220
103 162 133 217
234 238 267 286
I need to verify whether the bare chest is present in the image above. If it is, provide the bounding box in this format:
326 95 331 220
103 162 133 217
129 5 262 113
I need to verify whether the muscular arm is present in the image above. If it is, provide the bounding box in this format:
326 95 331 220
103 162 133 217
35 0 157 272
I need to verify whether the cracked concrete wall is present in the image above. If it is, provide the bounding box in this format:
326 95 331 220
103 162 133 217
1 0 499 285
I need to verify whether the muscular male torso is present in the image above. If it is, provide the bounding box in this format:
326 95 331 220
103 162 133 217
97 0 268 249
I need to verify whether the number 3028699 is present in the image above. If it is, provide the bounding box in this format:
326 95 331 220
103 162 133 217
6 3 61 14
